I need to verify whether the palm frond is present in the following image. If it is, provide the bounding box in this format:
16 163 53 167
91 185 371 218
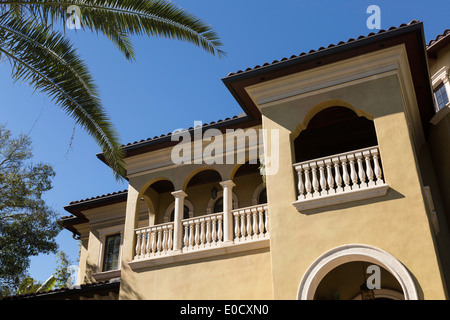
0 15 125 180
1 0 226 60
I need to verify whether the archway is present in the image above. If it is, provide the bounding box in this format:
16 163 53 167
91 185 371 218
294 106 378 163
297 244 418 300
139 178 175 225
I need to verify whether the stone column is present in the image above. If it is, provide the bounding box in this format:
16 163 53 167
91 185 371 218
171 190 187 252
220 180 235 243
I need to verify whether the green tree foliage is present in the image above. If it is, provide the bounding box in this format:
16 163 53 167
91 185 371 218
0 0 225 180
0 125 61 296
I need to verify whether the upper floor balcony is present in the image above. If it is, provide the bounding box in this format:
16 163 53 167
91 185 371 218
291 106 389 212
128 161 270 270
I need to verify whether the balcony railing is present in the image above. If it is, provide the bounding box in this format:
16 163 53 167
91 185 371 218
292 146 389 211
131 203 269 268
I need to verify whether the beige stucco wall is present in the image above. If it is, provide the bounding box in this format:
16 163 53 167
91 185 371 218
117 160 272 300
262 74 447 299
429 44 450 77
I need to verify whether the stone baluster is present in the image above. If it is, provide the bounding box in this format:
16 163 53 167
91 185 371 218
371 148 383 184
356 152 367 188
325 158 335 194
296 165 305 200
340 155 351 191
348 153 358 189
135 230 142 260
318 160 327 196
363 150 375 187
303 164 313 199
311 163 320 197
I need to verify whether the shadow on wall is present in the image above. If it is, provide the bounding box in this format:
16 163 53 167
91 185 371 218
297 187 405 216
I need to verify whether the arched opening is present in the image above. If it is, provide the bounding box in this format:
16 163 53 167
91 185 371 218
294 106 378 163
313 261 404 300
169 205 191 221
139 178 175 226
232 159 265 208
185 169 222 216
297 244 418 300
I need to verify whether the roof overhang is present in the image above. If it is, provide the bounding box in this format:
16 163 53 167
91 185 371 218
222 21 435 134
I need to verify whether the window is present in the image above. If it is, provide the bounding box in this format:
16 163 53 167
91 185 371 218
170 205 191 221
102 233 121 272
258 188 267 204
213 197 237 213
434 82 449 110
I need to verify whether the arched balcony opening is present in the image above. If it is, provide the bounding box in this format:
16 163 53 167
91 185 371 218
138 179 175 226
294 106 378 163
292 106 389 211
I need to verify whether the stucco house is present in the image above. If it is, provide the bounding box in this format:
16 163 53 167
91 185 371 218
8 20 450 300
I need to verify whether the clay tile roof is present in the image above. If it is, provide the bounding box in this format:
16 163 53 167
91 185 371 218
427 28 450 57
225 20 421 78
68 189 128 205
2 279 120 300
121 114 242 149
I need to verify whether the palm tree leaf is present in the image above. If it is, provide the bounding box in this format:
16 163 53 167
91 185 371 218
0 16 126 180
1 0 226 59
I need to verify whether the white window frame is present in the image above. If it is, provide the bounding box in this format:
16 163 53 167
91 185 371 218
97 225 124 274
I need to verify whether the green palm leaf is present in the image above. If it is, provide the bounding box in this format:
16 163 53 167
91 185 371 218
1 0 226 60
0 15 126 180
0 0 225 180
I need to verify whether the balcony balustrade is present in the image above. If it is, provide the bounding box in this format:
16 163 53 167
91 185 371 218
292 146 389 211
130 203 269 268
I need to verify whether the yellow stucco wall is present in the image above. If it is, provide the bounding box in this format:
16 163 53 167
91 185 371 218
261 74 447 299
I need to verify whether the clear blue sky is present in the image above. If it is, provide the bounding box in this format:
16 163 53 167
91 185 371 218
0 0 448 283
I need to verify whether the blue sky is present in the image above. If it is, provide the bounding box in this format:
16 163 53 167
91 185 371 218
0 0 448 283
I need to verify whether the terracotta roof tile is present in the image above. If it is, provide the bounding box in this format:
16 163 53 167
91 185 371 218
121 114 242 148
68 189 128 205
226 20 421 77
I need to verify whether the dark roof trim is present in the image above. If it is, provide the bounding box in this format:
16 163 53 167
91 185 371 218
61 190 128 237
3 279 120 300
221 21 434 132
427 29 450 58
64 189 128 216
97 114 262 163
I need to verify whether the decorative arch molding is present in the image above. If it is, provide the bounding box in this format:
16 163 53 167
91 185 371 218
206 191 239 214
182 167 224 191
252 183 267 205
163 199 195 223
290 100 374 141
297 244 419 300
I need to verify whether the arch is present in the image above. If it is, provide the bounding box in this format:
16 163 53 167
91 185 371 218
293 105 378 163
137 178 176 226
138 177 175 198
182 167 223 191
297 244 418 300
163 199 195 222
252 183 267 205
291 99 374 141
206 191 239 214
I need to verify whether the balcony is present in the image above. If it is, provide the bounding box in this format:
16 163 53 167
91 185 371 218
129 203 269 269
292 146 389 211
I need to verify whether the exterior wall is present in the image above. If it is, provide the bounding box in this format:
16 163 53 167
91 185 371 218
119 248 272 300
429 44 450 78
77 203 127 283
118 157 272 299
261 74 447 299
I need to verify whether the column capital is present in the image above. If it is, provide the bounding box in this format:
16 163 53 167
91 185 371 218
219 180 235 188
171 190 187 199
